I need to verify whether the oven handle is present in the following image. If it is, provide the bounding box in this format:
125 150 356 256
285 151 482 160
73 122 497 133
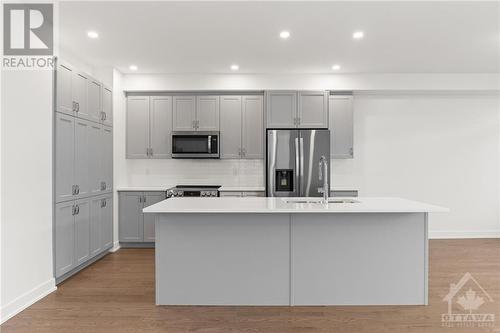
208 135 211 152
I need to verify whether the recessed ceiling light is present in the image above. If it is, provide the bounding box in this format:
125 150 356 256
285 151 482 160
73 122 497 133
279 30 290 39
129 65 138 71
353 31 364 39
230 64 239 71
87 31 99 39
331 64 341 70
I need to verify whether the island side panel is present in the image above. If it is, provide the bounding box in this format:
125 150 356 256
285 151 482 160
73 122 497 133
155 213 290 305
291 213 427 305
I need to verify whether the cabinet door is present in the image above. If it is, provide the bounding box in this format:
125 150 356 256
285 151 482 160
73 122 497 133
73 72 89 120
298 91 328 128
55 201 75 277
143 192 165 242
74 118 90 198
119 192 143 242
173 96 196 131
220 96 242 159
55 113 75 203
56 62 74 115
101 195 113 249
89 196 102 257
88 122 102 195
242 96 264 159
266 91 297 128
126 96 150 158
196 96 219 131
101 126 113 191
74 199 90 266
102 86 113 127
150 96 172 158
329 95 354 159
87 79 102 123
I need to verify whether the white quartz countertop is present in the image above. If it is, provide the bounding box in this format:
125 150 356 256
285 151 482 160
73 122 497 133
117 186 358 192
143 197 448 214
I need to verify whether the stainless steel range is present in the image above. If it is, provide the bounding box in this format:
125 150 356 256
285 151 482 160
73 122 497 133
166 185 221 198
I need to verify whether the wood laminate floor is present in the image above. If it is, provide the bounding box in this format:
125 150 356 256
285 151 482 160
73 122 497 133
2 239 500 333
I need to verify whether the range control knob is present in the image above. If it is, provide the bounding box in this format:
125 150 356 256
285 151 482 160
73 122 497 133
201 191 206 197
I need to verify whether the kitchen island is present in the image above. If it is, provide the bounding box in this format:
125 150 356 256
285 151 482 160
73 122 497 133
143 197 447 306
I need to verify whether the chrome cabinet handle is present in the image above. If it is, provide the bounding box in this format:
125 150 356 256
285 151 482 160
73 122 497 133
72 101 76 112
75 102 79 112
72 185 76 195
150 148 153 157
192 120 196 129
138 196 142 203
75 185 80 194
72 205 76 215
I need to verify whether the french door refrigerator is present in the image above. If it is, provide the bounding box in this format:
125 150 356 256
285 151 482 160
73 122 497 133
266 129 330 197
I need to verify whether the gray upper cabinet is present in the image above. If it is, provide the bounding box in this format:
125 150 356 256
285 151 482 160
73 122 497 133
55 201 75 277
119 192 143 242
220 96 242 159
101 126 113 191
87 78 102 123
329 94 354 159
89 122 102 195
298 91 328 128
143 192 165 242
242 96 264 158
102 86 113 127
126 96 150 158
56 62 74 116
55 113 75 203
74 118 91 198
72 72 89 120
150 96 172 158
196 96 219 131
126 96 172 159
266 91 297 128
74 198 91 266
173 96 196 131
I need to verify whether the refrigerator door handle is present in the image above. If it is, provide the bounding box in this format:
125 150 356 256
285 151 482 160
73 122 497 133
299 136 304 181
294 137 300 193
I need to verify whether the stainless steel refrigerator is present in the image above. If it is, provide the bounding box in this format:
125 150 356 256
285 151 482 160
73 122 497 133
266 129 330 197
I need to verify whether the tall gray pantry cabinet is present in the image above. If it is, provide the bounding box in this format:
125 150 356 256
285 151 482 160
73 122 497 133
54 60 113 283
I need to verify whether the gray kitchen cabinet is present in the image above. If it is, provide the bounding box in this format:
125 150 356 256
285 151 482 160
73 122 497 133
101 126 113 191
90 196 103 257
126 96 172 159
150 96 172 158
102 86 113 127
56 62 74 116
74 118 91 199
72 71 89 120
88 122 102 195
220 96 242 159
119 192 143 242
127 96 149 158
298 91 328 128
220 95 263 159
242 96 264 158
173 96 196 131
55 201 76 277
143 192 165 241
266 91 297 128
55 113 75 203
100 194 113 249
87 78 102 123
329 94 354 159
74 198 91 266
196 96 220 131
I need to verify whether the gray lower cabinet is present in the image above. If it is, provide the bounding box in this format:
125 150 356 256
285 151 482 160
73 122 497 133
56 196 113 279
220 95 263 159
119 191 166 243
329 94 354 158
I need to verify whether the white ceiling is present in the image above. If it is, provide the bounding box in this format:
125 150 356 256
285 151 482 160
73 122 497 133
59 1 500 74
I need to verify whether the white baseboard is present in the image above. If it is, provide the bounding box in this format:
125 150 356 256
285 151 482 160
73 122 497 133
429 230 500 239
0 278 56 324
110 240 121 253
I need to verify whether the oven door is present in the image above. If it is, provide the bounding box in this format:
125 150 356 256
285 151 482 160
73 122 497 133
172 131 219 158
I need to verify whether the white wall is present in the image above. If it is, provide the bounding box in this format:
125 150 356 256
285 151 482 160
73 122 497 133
1 70 56 323
119 74 500 238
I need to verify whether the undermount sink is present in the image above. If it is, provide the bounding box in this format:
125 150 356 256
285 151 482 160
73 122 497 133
282 198 359 204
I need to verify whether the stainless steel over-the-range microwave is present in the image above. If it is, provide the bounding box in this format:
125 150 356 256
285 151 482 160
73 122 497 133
171 131 220 158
